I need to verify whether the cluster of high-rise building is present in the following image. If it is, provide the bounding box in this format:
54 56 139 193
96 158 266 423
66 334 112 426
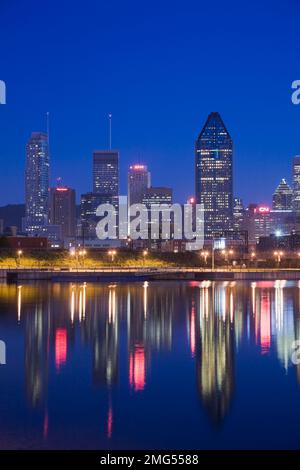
21 112 300 251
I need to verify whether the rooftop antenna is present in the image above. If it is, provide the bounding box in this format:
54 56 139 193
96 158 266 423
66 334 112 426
108 113 112 150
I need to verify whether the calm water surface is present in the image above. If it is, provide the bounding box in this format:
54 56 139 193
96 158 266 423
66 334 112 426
0 280 300 449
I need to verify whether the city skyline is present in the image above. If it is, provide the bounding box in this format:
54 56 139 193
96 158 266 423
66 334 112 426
0 0 300 207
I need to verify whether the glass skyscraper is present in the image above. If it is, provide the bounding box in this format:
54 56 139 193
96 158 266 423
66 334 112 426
195 112 233 239
93 150 119 199
25 132 50 235
128 164 151 207
272 178 293 210
293 156 300 211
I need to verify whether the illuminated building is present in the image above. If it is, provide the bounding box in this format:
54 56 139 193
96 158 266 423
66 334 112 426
142 187 173 244
233 197 244 232
293 156 300 211
80 192 117 239
195 112 233 239
25 132 49 235
128 164 151 207
142 187 173 207
272 178 293 210
93 150 119 201
244 204 272 243
49 186 76 239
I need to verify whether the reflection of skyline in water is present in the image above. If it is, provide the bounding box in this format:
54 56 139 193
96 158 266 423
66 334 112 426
1 280 300 445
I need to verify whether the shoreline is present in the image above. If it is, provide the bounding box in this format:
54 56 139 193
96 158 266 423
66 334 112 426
1 267 300 283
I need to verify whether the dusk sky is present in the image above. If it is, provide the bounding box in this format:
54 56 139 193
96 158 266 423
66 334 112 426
0 0 299 206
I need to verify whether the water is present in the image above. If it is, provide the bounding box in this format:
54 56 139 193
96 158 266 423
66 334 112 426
0 280 300 449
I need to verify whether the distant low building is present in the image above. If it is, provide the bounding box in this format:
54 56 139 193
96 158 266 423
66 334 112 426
244 204 272 243
257 232 300 252
5 236 48 250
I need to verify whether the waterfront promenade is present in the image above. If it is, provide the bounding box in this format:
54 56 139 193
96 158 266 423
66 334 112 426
1 267 300 282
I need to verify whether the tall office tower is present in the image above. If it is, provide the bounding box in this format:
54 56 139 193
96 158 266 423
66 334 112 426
142 187 173 242
80 192 115 239
272 178 293 210
233 197 244 232
49 186 76 240
93 150 119 200
195 112 233 239
25 132 50 235
128 164 151 207
293 156 300 211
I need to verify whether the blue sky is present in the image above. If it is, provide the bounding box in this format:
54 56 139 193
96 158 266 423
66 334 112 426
0 0 299 206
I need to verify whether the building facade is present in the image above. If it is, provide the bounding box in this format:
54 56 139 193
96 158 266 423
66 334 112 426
233 197 244 232
128 164 151 207
49 186 76 240
293 156 300 211
25 132 50 235
195 112 233 239
244 205 272 243
93 150 119 201
142 187 173 243
80 192 117 240
272 178 293 210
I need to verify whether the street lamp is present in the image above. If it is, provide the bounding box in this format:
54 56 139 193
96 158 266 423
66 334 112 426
78 249 87 267
108 250 117 263
17 250 23 267
221 249 227 266
142 249 148 266
274 250 284 266
201 250 209 266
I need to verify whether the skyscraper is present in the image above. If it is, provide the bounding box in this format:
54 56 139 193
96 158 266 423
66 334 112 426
93 150 119 200
25 132 50 235
195 112 233 239
128 164 151 207
80 192 116 239
272 178 293 210
142 187 173 242
49 186 76 240
293 156 300 211
233 197 244 232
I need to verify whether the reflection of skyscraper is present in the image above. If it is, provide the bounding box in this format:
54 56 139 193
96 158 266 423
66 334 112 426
91 287 119 386
25 305 49 407
195 112 233 239
196 284 234 424
25 132 50 235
